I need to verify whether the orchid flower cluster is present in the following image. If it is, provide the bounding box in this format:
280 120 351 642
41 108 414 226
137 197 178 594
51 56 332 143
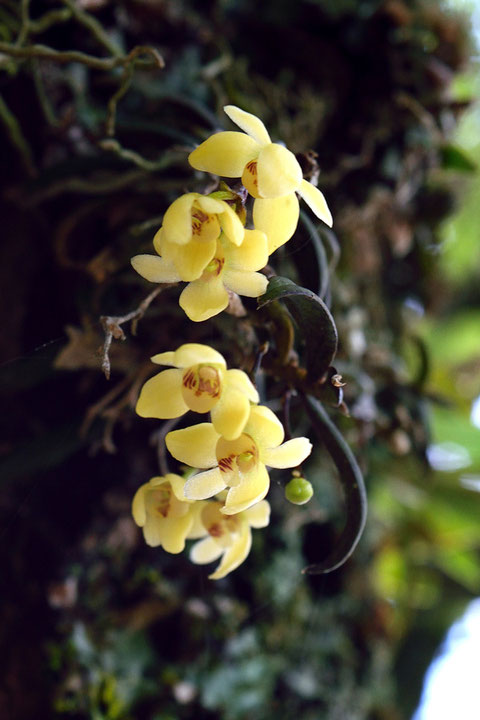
131 105 332 322
130 106 333 579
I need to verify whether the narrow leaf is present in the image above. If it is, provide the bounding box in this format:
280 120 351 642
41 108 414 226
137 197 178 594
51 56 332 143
302 395 367 574
257 276 338 380
299 210 330 300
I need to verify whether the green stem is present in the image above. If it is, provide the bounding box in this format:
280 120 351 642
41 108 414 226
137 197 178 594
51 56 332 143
15 0 30 46
0 41 164 71
105 64 134 136
31 60 59 126
28 8 72 35
60 0 123 58
0 93 35 175
98 139 179 172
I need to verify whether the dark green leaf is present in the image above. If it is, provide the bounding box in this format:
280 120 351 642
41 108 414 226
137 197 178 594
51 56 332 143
257 276 338 380
299 210 330 300
302 395 367 574
440 144 477 172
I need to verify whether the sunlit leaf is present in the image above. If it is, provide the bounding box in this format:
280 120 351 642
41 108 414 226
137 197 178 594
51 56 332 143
440 144 476 172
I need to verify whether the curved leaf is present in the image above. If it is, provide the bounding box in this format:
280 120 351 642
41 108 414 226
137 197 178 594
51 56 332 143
299 210 330 300
302 395 367 574
257 276 338 381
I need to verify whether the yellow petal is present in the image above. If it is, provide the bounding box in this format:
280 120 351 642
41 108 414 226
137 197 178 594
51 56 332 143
152 236 173 264
179 277 229 322
209 523 252 579
164 343 226 368
223 105 271 146
162 193 196 245
253 194 300 253
218 202 245 246
298 179 333 227
144 514 193 553
211 388 250 441
166 473 189 502
152 226 164 255
257 144 302 198
190 536 224 564
148 476 167 488
136 369 187 418
166 423 219 468
225 369 259 403
184 467 227 500
222 463 270 515
262 437 312 468
188 132 260 177
195 195 226 214
225 228 268 271
131 254 181 283
223 270 267 298
150 351 176 366
186 500 210 539
245 405 284 450
142 515 164 547
244 500 271 528
171 237 217 282
132 483 148 527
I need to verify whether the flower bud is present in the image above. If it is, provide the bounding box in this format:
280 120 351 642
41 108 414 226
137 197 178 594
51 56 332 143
285 477 314 505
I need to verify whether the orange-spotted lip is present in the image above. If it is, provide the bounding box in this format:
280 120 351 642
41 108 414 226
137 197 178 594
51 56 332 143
181 364 222 413
216 434 259 478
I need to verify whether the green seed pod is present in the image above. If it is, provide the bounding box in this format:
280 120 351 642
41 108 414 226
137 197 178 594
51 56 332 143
285 477 314 505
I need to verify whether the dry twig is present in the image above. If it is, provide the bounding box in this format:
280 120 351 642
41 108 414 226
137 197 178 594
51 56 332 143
100 285 176 379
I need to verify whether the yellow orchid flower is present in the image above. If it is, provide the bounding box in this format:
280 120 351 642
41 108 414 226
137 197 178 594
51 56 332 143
161 192 244 247
131 192 244 284
131 474 196 553
188 105 333 253
165 405 312 515
136 343 259 441
190 499 270 580
132 228 269 322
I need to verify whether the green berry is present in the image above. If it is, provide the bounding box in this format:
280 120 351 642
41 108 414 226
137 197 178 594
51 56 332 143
285 477 314 505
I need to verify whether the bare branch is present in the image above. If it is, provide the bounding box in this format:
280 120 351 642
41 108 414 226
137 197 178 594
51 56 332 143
0 93 35 175
100 285 176 379
0 41 164 71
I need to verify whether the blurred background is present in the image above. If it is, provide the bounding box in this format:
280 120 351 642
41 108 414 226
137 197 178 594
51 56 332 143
1 0 480 718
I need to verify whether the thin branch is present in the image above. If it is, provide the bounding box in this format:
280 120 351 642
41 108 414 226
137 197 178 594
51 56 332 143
129 215 165 237
282 389 293 441
81 363 152 452
60 0 122 58
0 41 164 71
31 60 59 126
251 341 270 384
21 169 147 205
0 93 35 175
105 47 165 135
150 419 182 476
100 285 175 379
16 0 30 46
105 64 134 136
99 141 180 173
28 8 72 35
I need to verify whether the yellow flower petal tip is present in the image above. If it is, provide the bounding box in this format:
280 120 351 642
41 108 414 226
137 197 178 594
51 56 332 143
190 500 270 579
188 107 333 240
